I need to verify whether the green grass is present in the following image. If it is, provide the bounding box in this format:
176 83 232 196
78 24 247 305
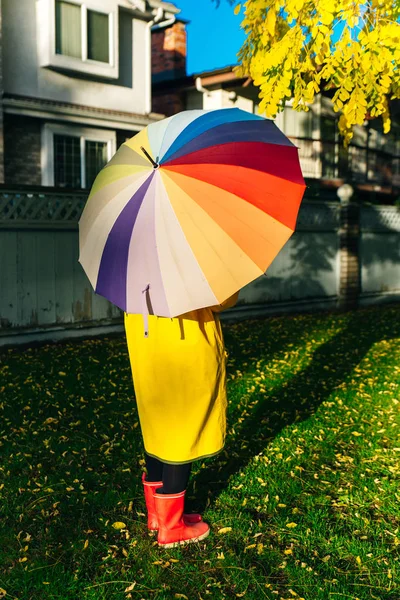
0 304 399 600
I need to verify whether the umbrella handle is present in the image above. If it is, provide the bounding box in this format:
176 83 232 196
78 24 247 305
142 284 150 338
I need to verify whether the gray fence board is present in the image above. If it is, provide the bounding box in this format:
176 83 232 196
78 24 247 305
54 232 75 324
18 232 38 327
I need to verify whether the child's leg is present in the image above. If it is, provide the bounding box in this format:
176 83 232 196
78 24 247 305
144 452 163 482
161 462 192 494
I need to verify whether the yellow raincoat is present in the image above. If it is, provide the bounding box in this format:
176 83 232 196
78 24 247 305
124 292 239 464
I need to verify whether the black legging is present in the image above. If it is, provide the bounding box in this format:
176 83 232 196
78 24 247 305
145 452 192 494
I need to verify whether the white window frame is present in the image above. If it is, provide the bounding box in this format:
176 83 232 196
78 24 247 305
41 123 116 188
37 0 119 80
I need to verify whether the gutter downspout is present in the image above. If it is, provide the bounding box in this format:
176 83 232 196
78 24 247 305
146 10 176 114
195 76 211 96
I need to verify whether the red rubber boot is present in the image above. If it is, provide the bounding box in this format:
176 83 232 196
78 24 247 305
154 489 210 548
142 473 202 531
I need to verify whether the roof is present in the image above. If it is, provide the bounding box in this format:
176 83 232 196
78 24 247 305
3 94 164 130
152 65 250 93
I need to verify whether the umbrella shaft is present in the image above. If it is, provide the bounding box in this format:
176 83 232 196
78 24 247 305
140 146 158 168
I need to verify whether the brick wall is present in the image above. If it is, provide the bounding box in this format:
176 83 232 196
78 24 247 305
4 115 42 185
152 91 185 117
339 202 360 308
152 21 187 82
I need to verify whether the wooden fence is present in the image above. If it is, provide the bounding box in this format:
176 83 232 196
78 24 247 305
0 187 399 346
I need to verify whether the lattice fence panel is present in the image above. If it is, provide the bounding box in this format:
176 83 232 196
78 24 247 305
0 189 87 226
361 205 400 232
296 201 340 231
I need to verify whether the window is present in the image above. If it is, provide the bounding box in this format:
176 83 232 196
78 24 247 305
85 140 109 187
87 10 109 63
55 1 81 59
42 124 116 189
54 134 82 188
55 0 110 64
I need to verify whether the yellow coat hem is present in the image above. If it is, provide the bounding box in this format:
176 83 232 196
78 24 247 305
143 445 225 465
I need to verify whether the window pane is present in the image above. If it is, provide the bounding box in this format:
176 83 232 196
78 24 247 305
55 0 82 58
85 141 108 188
54 135 82 188
87 10 109 63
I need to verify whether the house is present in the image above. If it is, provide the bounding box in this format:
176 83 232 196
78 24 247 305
0 0 179 190
0 1 399 346
151 23 400 204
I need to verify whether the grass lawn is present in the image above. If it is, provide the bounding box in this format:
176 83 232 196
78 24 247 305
0 304 399 600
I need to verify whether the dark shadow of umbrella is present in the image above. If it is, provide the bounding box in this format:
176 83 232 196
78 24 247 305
188 306 399 512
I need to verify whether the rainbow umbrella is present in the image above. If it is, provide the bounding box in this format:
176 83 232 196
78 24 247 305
79 108 306 332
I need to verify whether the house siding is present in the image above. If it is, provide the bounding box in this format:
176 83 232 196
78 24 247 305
2 0 151 114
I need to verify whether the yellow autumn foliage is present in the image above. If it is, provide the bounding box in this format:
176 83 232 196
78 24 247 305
235 0 400 145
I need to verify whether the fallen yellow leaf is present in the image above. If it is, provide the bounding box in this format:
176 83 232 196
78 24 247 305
245 544 256 552
218 527 232 534
112 522 126 530
322 555 331 562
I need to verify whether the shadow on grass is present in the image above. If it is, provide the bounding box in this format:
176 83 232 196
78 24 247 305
190 306 399 512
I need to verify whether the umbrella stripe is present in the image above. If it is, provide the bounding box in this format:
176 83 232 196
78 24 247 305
164 142 304 185
147 114 177 163
126 173 219 316
124 127 156 168
105 144 149 168
79 172 152 290
157 110 206 166
164 163 305 231
96 173 155 311
161 108 263 163
162 119 295 165
88 164 151 198
125 174 170 316
162 169 293 272
161 170 264 302
79 170 151 251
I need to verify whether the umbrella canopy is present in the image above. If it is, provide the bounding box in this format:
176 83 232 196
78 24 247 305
79 108 306 319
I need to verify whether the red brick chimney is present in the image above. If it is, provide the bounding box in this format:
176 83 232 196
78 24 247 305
151 20 187 116
152 20 187 83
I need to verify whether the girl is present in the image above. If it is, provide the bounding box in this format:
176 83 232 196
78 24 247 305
124 291 239 548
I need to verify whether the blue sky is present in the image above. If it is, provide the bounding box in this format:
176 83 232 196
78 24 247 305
172 2 365 76
173 0 245 75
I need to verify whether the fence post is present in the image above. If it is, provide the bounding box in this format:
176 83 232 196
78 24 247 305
338 185 360 309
